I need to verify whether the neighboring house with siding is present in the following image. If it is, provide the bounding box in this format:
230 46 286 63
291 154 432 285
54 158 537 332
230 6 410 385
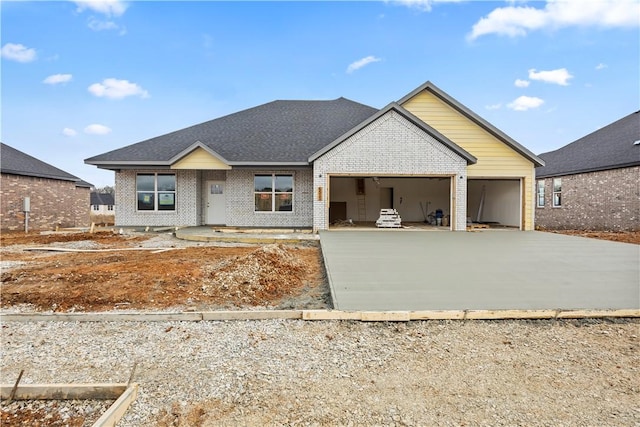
90 192 115 215
1 142 93 231
90 192 116 225
535 111 639 231
85 81 544 232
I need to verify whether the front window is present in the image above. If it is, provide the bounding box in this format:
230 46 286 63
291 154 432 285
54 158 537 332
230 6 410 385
552 178 562 207
92 205 99 211
254 174 293 212
107 205 114 211
137 173 176 211
537 180 545 207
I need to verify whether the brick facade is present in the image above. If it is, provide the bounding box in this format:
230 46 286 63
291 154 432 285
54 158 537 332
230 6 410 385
535 166 640 231
115 168 314 228
225 169 314 228
0 173 91 231
313 110 468 231
115 169 198 227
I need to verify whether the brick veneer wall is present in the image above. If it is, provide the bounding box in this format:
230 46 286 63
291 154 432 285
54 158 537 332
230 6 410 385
0 173 91 231
535 166 640 231
313 110 468 231
225 168 314 228
115 168 314 228
115 169 198 226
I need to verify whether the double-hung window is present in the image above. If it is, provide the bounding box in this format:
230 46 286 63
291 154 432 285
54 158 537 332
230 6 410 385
552 178 562 207
136 173 176 211
537 180 545 207
254 174 293 212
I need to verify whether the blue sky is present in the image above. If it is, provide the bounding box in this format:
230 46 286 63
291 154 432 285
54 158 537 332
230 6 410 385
2 0 638 188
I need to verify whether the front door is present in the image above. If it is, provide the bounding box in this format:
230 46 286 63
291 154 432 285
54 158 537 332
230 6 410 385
206 181 226 224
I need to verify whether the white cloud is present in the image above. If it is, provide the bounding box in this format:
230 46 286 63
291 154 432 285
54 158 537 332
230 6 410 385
528 68 573 85
595 63 608 70
87 17 120 31
62 128 78 137
88 78 149 99
84 124 112 135
74 0 128 17
43 74 73 85
388 0 462 12
469 0 640 40
346 56 382 74
514 79 530 88
485 103 502 110
507 95 544 111
1 43 37 63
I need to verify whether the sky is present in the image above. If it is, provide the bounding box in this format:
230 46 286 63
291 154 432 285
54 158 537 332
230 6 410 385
2 0 639 188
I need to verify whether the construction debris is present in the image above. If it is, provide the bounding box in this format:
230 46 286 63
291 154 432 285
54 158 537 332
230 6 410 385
376 209 402 228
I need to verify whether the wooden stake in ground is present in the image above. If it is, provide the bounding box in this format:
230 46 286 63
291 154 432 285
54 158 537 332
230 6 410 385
7 369 24 403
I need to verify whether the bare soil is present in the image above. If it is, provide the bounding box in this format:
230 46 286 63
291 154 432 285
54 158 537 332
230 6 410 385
545 229 640 244
0 231 328 313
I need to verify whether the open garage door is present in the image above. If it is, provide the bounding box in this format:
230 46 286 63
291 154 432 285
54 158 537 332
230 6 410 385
329 176 452 228
467 179 522 229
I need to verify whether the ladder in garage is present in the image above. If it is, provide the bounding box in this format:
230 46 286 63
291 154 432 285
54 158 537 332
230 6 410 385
357 195 366 222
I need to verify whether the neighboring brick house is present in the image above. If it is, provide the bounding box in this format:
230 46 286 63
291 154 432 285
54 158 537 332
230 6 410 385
535 111 640 231
1 143 93 231
85 81 544 231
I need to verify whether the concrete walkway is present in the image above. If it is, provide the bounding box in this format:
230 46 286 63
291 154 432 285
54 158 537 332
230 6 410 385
319 230 640 311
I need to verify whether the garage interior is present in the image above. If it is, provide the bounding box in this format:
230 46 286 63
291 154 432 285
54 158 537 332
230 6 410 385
328 176 523 230
328 176 452 228
467 179 522 229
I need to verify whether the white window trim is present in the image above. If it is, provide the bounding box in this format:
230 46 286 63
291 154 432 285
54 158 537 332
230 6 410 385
254 173 294 213
136 173 177 212
552 178 562 208
537 180 545 208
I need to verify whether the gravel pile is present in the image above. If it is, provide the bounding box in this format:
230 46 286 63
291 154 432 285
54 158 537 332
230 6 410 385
2 318 638 426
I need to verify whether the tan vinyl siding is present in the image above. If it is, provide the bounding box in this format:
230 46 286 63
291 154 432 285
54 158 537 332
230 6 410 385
171 147 231 170
403 90 536 230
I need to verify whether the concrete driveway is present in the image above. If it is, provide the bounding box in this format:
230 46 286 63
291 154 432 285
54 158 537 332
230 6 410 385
319 230 639 311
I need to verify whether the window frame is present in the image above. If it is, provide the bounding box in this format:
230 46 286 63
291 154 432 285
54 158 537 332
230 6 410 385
136 173 177 212
552 178 562 208
254 173 294 213
536 180 545 208
92 205 100 211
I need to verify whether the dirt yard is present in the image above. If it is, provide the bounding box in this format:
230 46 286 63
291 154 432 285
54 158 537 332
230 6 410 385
0 230 329 313
547 229 640 244
1 229 637 314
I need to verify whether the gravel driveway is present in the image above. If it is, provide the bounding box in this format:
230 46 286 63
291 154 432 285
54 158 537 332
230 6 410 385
2 318 638 426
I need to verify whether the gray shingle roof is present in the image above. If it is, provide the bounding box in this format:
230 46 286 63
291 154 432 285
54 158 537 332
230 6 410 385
1 142 84 183
536 111 640 178
85 98 378 168
90 192 115 205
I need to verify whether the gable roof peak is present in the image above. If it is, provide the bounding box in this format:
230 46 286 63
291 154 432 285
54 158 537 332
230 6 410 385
397 80 544 167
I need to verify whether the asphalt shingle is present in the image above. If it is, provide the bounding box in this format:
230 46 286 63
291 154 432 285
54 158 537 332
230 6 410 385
85 98 378 166
1 142 83 182
536 111 640 178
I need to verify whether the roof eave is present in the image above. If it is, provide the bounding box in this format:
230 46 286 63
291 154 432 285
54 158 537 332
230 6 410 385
536 161 640 178
1 169 80 182
397 81 545 167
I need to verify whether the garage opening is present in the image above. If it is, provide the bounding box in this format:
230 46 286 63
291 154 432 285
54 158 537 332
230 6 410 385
467 179 521 229
329 176 452 229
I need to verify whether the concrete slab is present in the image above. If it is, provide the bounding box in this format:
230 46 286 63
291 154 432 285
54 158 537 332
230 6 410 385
319 230 640 311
